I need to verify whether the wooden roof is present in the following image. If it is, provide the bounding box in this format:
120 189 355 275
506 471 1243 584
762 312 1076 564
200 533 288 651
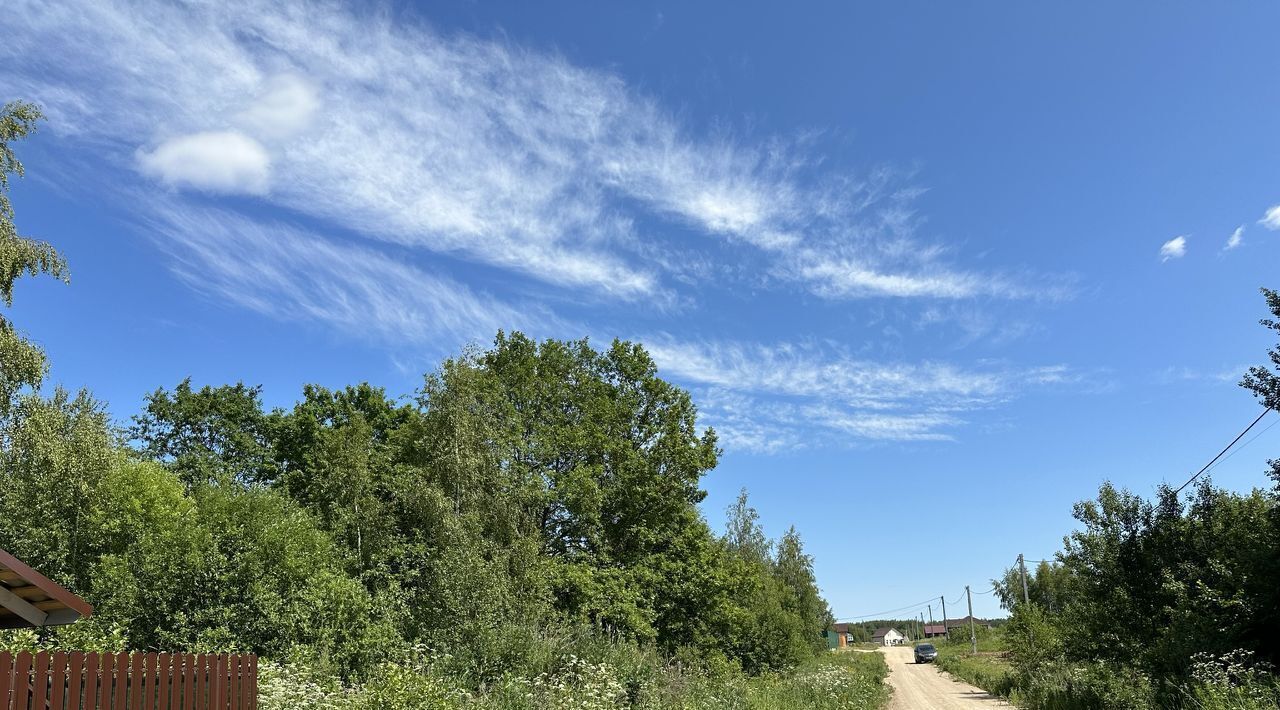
0 548 92 629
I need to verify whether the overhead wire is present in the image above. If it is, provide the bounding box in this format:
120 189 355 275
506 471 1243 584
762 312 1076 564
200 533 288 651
835 596 938 621
1199 416 1279 479
1173 407 1273 494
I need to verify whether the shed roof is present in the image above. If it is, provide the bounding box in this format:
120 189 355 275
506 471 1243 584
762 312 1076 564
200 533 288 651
0 548 93 629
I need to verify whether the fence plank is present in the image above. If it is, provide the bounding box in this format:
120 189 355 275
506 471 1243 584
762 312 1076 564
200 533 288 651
129 654 143 710
241 660 254 710
13 652 32 710
68 652 84 710
215 656 226 710
231 656 241 710
157 654 171 710
33 651 49 709
147 653 161 710
169 654 182 710
85 652 100 710
181 655 194 710
50 651 67 710
192 656 205 710
99 651 116 709
0 651 11 710
114 652 129 710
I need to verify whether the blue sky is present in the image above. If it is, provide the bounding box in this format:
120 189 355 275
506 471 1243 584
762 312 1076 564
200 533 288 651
5 0 1280 622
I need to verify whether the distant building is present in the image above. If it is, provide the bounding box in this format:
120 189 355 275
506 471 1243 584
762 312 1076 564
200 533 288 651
824 622 854 648
945 616 992 631
923 624 948 638
871 627 906 646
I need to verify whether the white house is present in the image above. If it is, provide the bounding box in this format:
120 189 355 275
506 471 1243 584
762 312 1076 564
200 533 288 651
871 627 906 646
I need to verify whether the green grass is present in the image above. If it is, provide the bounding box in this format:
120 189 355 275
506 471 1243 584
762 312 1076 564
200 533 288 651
744 650 890 710
925 633 1016 700
259 646 893 710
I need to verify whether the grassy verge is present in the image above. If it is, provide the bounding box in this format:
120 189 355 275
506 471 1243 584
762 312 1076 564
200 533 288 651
745 650 890 710
927 632 1016 700
259 645 892 709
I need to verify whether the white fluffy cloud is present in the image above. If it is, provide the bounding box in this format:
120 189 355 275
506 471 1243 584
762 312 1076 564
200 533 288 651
1159 236 1187 262
237 74 319 139
1261 205 1280 230
137 131 270 194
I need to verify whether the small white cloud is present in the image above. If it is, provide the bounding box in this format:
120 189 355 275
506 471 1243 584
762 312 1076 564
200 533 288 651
1225 225 1244 250
137 130 270 194
1261 205 1280 230
1159 236 1187 262
237 74 319 139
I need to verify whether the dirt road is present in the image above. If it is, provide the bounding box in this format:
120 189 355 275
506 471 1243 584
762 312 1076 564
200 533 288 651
879 646 1012 709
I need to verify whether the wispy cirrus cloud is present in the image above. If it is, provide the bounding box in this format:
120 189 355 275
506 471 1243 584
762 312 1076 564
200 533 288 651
146 204 554 347
4 0 1057 304
3 0 1084 451
645 338 1074 450
1224 225 1244 251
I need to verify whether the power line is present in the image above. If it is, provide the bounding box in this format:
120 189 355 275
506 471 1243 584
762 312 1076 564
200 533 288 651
1174 407 1273 495
835 596 938 621
1200 416 1279 478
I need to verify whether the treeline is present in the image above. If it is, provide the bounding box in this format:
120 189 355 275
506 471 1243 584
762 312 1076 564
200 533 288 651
0 101 832 698
987 288 1280 709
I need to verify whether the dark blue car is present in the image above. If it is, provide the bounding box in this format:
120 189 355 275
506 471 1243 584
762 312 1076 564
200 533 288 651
914 643 938 664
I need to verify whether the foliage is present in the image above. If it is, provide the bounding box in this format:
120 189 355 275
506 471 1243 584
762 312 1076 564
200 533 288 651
0 113 845 704
0 100 67 419
947 288 1280 708
257 644 889 710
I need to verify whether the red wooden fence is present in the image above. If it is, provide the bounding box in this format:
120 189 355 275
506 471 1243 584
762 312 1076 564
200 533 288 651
0 651 256 710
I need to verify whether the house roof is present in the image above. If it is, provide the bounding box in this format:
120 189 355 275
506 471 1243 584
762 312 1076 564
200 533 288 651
871 627 897 638
945 616 991 628
829 623 852 633
0 548 93 629
923 624 947 634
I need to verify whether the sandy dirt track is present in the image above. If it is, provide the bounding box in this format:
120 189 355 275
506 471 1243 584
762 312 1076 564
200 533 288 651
879 646 1012 709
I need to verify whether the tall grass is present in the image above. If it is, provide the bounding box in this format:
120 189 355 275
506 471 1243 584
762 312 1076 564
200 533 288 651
925 632 1280 710
259 640 892 709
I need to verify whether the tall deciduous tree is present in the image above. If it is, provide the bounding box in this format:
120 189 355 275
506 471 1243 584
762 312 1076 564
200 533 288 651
0 101 66 417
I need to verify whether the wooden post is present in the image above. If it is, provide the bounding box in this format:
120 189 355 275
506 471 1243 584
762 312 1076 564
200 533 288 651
941 596 949 641
966 585 977 653
1019 554 1030 605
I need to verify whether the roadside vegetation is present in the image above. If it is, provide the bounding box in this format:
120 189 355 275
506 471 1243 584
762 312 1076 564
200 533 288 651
930 629 1014 699
0 101 885 708
927 288 1280 709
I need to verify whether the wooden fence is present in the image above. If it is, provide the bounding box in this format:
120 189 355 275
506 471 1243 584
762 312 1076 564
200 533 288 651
0 651 256 710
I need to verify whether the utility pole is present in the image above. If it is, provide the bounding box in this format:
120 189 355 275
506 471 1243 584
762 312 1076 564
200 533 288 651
941 595 949 641
1018 553 1030 606
966 585 977 653
927 604 934 638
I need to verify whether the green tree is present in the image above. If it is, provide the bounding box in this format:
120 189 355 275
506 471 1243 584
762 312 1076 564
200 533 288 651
0 101 66 417
130 379 280 486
